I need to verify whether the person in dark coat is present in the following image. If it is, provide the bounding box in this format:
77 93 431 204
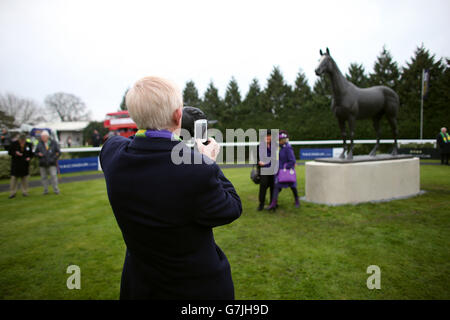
267 130 299 211
436 127 449 165
35 130 61 195
256 130 274 211
1 128 12 151
8 134 33 198
100 76 242 300
92 129 102 147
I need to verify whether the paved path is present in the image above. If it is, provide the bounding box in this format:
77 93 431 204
0 162 443 193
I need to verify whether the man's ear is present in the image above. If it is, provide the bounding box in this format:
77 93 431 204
173 107 183 127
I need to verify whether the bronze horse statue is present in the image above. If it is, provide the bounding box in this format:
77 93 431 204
315 48 400 160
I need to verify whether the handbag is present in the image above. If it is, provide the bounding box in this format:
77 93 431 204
250 165 261 184
277 163 296 184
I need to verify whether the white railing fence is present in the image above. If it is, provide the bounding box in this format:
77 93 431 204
0 139 436 156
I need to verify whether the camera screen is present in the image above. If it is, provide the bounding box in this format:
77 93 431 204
195 120 207 142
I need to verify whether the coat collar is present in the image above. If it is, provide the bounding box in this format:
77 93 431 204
128 135 184 151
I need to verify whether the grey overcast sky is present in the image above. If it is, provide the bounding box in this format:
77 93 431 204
0 0 449 121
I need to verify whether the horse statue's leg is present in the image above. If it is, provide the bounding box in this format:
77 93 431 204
387 116 399 155
369 114 383 156
338 118 347 159
383 87 400 156
347 116 355 160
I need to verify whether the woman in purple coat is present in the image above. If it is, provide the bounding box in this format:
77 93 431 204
267 130 299 211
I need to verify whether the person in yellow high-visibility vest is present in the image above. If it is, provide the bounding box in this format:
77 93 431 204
436 127 450 165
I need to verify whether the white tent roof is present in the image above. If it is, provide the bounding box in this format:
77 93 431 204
34 121 90 132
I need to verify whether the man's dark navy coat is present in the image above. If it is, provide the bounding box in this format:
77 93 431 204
100 135 242 299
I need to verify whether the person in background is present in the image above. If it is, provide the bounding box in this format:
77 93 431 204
35 130 61 195
8 134 33 199
24 131 32 144
1 128 11 151
256 130 274 211
67 136 72 148
31 134 40 152
92 129 102 147
436 127 449 165
267 130 300 211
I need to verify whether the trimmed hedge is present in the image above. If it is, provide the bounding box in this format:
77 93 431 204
0 156 41 180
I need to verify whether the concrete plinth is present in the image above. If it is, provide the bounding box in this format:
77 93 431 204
305 157 420 205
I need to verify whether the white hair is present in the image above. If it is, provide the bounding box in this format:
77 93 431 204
41 130 49 137
126 76 183 130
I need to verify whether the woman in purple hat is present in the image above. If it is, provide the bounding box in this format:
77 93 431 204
267 130 299 211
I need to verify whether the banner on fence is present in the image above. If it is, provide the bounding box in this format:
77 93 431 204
58 157 100 174
398 148 439 160
300 148 333 160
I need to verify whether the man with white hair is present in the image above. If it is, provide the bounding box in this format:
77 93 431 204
436 127 450 165
35 130 61 194
100 76 242 299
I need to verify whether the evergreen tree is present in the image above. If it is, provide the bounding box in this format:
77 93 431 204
183 80 201 107
346 63 369 88
313 76 327 96
398 44 447 138
292 70 312 109
263 66 292 118
119 88 129 111
369 46 400 89
201 81 223 124
281 70 313 139
308 76 339 139
440 58 450 122
241 78 265 130
224 77 241 107
243 78 262 112
313 76 332 99
223 77 242 127
432 58 450 137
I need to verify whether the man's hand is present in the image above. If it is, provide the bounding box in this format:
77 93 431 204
196 137 220 162
258 161 265 167
26 157 30 161
16 151 23 156
37 152 43 157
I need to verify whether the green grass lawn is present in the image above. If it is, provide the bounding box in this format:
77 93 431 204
0 170 101 185
0 165 449 299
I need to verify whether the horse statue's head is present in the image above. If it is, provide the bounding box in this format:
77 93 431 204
315 47 333 76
